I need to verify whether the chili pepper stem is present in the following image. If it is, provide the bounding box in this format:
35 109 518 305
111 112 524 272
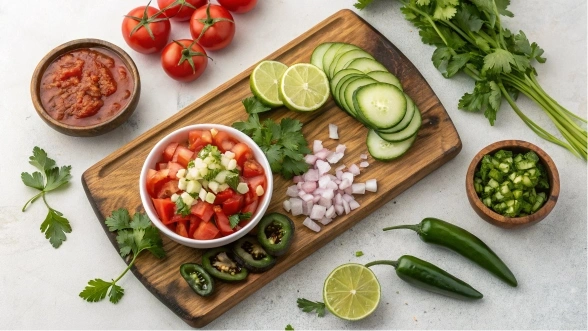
365 260 398 268
382 224 420 232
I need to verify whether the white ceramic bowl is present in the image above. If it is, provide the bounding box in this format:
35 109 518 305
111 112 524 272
139 124 273 249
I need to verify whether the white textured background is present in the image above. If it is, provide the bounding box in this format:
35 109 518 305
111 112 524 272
0 0 585 329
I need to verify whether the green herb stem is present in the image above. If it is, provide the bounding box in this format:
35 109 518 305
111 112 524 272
365 260 399 268
113 253 139 284
22 191 44 212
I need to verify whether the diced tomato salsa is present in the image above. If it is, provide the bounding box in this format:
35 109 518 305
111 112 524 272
146 128 266 240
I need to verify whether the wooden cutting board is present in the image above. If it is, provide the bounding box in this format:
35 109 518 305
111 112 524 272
82 9 461 328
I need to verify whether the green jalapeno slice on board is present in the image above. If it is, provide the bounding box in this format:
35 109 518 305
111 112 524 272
383 217 517 287
257 213 295 256
179 263 215 297
232 236 276 273
202 247 248 282
366 255 483 300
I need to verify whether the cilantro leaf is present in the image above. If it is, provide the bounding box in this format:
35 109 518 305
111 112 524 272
105 208 131 232
44 165 72 192
204 168 222 182
79 279 114 303
353 0 373 10
41 209 72 248
297 298 326 317
455 4 483 33
285 325 294 330
483 49 515 74
131 212 152 230
21 171 45 190
243 96 272 114
198 144 221 160
281 157 309 180
29 146 56 172
116 229 135 257
229 212 252 229
143 226 166 258
225 171 240 191
108 283 125 304
175 198 191 217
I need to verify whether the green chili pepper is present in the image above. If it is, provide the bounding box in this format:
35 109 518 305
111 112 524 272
366 255 483 300
383 218 517 287
179 263 215 297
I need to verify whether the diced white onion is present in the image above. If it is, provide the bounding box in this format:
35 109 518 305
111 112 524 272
360 154 368 160
329 124 339 139
303 217 321 232
176 169 186 178
237 182 249 194
301 194 314 202
205 192 216 204
342 194 354 202
256 185 265 196
326 152 344 164
286 185 299 197
178 178 188 190
348 164 360 176
351 183 366 195
349 200 360 210
208 181 220 194
321 189 334 200
314 149 330 160
342 172 354 183
171 193 179 202
210 128 218 137
335 205 344 215
186 180 201 194
365 179 378 192
326 181 338 190
181 192 194 206
335 144 346 154
290 198 303 216
319 217 333 225
227 159 237 170
325 205 335 219
318 197 332 208
302 200 313 215
360 161 370 168
316 160 331 176
305 154 318 165
342 199 350 214
310 205 327 220
199 188 207 201
339 179 351 190
224 151 235 159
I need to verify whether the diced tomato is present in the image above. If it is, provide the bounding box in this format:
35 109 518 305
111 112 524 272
176 221 189 238
172 146 194 168
156 162 168 170
152 198 175 225
163 142 179 162
193 221 220 240
231 143 253 167
166 223 177 232
242 199 259 215
214 188 236 204
188 130 213 152
190 200 215 222
222 195 243 216
157 180 179 199
147 169 157 179
214 206 234 236
244 186 258 205
167 162 184 179
188 215 202 238
167 214 189 225
247 175 267 192
214 131 236 152
147 169 170 197
243 159 264 178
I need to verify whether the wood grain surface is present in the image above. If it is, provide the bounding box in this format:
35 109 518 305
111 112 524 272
82 9 462 328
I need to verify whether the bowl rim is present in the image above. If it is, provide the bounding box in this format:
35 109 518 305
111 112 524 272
139 123 274 248
30 38 140 133
466 139 560 226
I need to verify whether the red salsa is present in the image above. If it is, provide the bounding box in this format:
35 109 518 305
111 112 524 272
146 129 267 240
40 48 133 127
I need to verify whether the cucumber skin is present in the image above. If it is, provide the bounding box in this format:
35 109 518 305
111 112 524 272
354 83 406 130
367 130 417 161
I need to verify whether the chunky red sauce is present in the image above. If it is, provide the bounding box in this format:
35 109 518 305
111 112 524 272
40 48 133 127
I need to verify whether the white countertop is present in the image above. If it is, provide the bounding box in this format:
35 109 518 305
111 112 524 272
0 0 586 329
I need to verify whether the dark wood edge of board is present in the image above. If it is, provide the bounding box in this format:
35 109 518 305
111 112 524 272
81 9 463 328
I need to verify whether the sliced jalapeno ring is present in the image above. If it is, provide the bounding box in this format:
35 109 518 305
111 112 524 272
257 212 295 257
179 263 215 297
233 236 276 273
202 247 248 282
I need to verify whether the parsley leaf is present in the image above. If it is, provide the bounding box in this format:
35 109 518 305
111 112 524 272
80 209 165 304
233 114 310 179
175 198 191 217
353 0 373 10
297 298 326 317
243 96 272 114
229 212 252 229
225 171 240 191
21 146 72 248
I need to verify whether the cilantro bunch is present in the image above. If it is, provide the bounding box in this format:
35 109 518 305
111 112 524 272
233 114 311 179
80 209 165 304
21 147 72 248
355 0 587 160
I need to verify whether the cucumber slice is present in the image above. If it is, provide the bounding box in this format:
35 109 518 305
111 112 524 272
366 70 402 91
367 129 417 161
343 77 378 118
377 95 415 133
331 69 363 107
336 74 364 116
376 106 422 142
345 58 388 74
327 44 361 78
311 42 334 71
321 43 345 76
330 49 373 78
353 83 406 130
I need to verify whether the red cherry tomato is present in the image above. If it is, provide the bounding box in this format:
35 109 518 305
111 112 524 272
189 4 235 51
217 0 257 13
122 6 171 54
161 39 209 82
157 0 207 21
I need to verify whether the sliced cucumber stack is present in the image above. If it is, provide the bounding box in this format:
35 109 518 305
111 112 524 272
312 41 422 161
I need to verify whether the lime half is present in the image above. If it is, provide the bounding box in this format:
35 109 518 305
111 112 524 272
323 263 381 321
250 60 289 107
278 63 330 112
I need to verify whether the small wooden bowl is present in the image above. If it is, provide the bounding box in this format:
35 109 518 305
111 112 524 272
30 39 141 137
466 140 560 229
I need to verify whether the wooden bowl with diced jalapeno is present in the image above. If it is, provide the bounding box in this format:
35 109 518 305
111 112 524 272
466 140 560 229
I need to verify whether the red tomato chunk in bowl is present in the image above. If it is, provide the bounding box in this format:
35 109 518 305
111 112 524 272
146 128 268 241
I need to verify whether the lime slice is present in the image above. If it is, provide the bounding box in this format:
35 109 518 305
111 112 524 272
323 263 381 321
278 63 330 112
250 60 289 107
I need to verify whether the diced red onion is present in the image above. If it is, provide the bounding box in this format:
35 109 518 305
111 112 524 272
319 217 333 225
316 160 331 176
313 195 321 203
286 185 299 197
313 140 323 154
302 200 313 215
334 193 342 205
302 181 317 193
297 190 306 198
304 169 319 182
290 198 303 216
329 124 339 140
310 205 327 220
321 189 334 200
305 154 317 165
339 179 351 190
342 199 350 214
335 144 346 154
365 179 377 192
335 205 344 216
318 175 331 188
349 200 360 210
326 181 338 190
303 217 321 232
360 154 368 160
283 200 291 212
314 149 330 160
327 152 344 164
344 187 353 195
325 205 335 219
342 194 354 203
314 187 326 195
301 193 314 202
360 161 370 168
318 197 332 208
297 182 303 190
342 172 354 183
292 176 303 183
348 164 360 176
336 170 343 180
351 183 366 194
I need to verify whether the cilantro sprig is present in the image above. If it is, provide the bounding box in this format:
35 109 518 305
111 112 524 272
233 114 311 179
297 298 326 317
229 212 252 229
243 96 272 114
21 147 72 248
355 0 587 160
80 209 165 304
